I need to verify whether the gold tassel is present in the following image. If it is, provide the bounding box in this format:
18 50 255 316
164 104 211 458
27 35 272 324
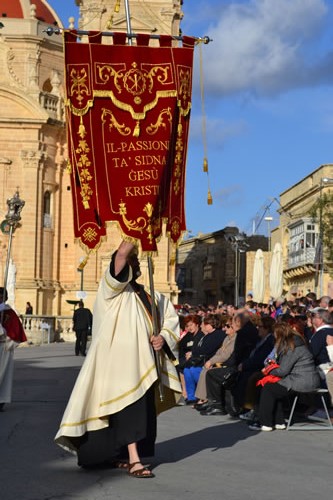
78 116 86 138
207 189 213 205
178 122 183 135
106 16 113 30
203 157 208 172
115 0 120 13
133 121 140 137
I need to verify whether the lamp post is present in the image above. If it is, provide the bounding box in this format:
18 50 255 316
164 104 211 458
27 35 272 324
77 255 88 299
264 215 273 253
318 177 333 297
1 191 25 296
227 233 249 307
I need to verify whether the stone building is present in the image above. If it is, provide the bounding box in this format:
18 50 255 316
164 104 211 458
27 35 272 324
176 228 268 306
0 0 184 316
271 163 333 299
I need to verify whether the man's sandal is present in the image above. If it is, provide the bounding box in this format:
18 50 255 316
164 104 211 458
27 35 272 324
128 462 155 479
112 461 129 470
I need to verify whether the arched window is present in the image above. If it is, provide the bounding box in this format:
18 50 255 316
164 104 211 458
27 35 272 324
43 191 52 228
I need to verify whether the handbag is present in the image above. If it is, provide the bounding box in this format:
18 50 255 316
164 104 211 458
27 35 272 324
220 366 239 389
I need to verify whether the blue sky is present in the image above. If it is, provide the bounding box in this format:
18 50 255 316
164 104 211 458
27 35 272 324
49 0 333 237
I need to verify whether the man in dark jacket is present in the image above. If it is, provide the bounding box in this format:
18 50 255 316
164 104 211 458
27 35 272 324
201 312 259 416
73 301 93 356
308 308 333 365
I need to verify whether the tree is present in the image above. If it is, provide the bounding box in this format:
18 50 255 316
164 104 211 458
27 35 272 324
308 191 333 265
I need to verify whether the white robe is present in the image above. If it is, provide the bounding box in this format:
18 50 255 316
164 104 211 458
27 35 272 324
55 264 181 453
0 343 14 403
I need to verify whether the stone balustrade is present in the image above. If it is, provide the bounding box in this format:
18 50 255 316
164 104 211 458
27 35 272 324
21 315 76 345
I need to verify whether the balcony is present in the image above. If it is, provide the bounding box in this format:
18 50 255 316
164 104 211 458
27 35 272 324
39 92 63 122
287 247 316 269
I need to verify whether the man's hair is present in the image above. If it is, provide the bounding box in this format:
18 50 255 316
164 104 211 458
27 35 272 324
316 308 333 325
319 295 331 307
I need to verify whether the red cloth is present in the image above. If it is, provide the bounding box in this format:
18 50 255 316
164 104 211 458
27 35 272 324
256 374 281 387
1 308 27 343
64 32 195 252
262 362 280 376
256 362 281 387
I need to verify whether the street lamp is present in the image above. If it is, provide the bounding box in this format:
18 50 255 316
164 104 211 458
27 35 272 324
1 191 25 295
264 215 273 253
77 255 88 299
318 177 333 296
226 233 249 306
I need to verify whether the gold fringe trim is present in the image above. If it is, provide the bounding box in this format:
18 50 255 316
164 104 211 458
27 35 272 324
93 89 177 120
65 98 94 117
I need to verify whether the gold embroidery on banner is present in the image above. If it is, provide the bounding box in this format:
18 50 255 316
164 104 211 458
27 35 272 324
177 66 192 117
173 116 184 196
82 226 97 243
171 218 181 238
75 117 93 209
94 90 177 120
146 108 172 135
70 67 90 105
96 62 172 94
101 108 131 136
67 65 94 116
66 160 72 174
143 202 154 244
117 201 146 233
179 68 191 102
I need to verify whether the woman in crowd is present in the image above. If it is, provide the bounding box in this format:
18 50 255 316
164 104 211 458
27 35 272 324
234 316 275 419
194 315 236 411
183 314 225 404
249 321 320 431
200 312 258 416
177 315 204 402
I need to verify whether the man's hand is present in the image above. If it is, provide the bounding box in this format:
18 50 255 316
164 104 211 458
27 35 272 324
151 334 165 351
114 240 136 276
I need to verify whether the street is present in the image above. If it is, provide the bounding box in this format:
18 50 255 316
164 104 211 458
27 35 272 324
0 343 332 500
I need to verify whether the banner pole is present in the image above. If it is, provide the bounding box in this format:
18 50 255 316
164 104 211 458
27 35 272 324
147 255 164 402
123 0 133 46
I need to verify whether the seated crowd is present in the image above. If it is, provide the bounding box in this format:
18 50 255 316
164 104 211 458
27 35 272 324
175 292 333 431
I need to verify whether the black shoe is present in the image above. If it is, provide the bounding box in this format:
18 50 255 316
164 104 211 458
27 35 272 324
0 403 5 412
195 401 210 411
200 406 227 416
186 399 197 405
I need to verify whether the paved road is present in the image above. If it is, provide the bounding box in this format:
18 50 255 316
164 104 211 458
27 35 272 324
0 343 332 500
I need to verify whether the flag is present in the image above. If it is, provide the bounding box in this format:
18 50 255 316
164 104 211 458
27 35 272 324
64 31 195 252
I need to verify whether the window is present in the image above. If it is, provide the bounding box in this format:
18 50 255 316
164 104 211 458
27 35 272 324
287 218 318 267
43 191 52 228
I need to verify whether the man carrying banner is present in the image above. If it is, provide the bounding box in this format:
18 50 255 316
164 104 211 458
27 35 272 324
55 239 181 478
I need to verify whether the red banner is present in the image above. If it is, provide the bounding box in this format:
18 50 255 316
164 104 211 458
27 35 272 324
64 31 195 252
